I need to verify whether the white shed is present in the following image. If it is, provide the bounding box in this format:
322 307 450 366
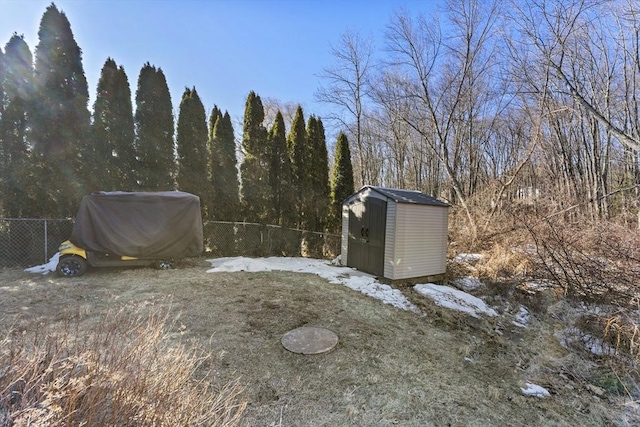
341 186 449 281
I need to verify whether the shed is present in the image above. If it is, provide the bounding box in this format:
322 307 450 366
341 186 449 281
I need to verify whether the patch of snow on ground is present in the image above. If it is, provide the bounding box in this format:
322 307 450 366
24 252 60 275
414 283 498 318
207 257 420 313
518 280 556 293
521 383 550 398
453 253 483 263
454 276 483 291
557 327 614 356
513 305 530 328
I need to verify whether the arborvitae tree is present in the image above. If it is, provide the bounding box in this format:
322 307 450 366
134 63 175 190
268 111 294 226
330 131 355 232
0 35 33 217
208 105 222 137
287 105 308 228
207 105 222 218
31 4 90 216
306 116 330 232
0 48 4 116
0 48 4 215
210 110 239 221
240 91 270 223
90 57 136 191
176 87 208 206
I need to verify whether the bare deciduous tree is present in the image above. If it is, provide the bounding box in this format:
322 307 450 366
316 30 377 187
381 0 508 241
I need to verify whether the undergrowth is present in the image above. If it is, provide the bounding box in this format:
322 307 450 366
0 304 246 426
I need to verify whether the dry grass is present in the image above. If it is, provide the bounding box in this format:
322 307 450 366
0 303 246 427
474 241 535 281
0 265 633 426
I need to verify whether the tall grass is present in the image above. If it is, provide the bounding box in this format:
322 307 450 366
0 305 246 426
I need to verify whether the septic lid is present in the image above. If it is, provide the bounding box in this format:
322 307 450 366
281 327 338 355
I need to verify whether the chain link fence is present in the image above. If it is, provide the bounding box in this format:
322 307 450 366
0 218 341 267
203 221 341 259
0 219 75 267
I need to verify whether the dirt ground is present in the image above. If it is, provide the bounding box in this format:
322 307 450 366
0 261 633 426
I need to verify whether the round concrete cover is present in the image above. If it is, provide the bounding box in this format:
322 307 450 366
281 327 339 355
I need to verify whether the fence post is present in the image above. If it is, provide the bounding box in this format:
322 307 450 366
44 219 48 263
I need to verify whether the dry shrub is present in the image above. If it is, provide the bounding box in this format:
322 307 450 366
576 310 640 363
0 305 246 426
526 220 640 307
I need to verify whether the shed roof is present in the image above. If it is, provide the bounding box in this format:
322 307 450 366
350 186 449 207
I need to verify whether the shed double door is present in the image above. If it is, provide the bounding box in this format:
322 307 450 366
347 198 387 277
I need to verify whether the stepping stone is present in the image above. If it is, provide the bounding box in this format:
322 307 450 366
281 327 338 355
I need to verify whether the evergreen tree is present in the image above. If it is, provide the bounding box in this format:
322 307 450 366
330 132 355 231
0 48 4 116
240 91 270 222
207 105 222 218
176 87 208 202
306 115 330 232
31 4 90 216
134 63 175 190
287 105 307 228
0 35 33 217
208 105 222 138
210 110 239 221
268 110 294 226
90 57 136 191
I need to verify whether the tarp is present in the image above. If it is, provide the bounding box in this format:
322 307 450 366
70 191 204 258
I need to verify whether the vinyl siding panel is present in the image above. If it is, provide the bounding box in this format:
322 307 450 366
383 201 397 278
391 204 448 280
340 205 349 265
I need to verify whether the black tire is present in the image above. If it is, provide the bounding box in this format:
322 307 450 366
57 255 88 277
156 260 175 270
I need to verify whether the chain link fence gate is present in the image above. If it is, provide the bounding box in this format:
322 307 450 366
1 219 341 268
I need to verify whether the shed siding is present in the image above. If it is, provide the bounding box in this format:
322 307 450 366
383 201 397 278
392 204 448 279
340 205 349 265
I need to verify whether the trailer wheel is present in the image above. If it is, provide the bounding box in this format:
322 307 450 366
156 260 175 270
57 255 88 277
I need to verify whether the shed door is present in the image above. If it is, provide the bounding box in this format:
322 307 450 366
365 198 386 277
347 198 387 277
347 201 366 272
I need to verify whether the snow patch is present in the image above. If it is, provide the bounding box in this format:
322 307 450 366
206 257 420 313
414 283 498 318
454 276 483 291
453 253 483 263
513 305 531 328
24 252 60 275
521 383 550 398
557 327 615 356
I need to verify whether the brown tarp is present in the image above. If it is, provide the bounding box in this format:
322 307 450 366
70 191 203 258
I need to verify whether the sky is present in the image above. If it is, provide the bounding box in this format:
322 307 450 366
0 0 440 139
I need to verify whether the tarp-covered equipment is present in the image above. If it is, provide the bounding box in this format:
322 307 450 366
70 191 203 258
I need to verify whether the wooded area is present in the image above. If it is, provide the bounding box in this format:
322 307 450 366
1 0 638 243
317 0 639 241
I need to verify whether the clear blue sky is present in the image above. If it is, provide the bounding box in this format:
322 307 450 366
0 0 439 133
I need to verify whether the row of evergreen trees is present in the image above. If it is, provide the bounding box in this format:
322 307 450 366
0 3 355 233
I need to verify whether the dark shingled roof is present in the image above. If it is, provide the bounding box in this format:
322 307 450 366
366 186 449 207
